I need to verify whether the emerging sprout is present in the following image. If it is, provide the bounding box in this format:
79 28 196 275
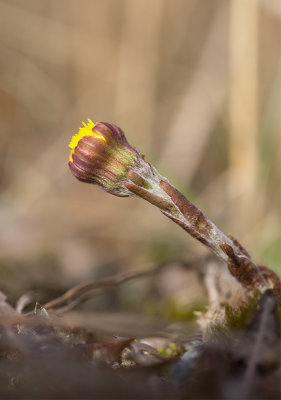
68 119 280 301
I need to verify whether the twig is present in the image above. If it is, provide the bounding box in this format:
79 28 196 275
25 265 161 316
241 291 277 397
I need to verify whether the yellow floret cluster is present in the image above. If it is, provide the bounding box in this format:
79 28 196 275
69 119 106 161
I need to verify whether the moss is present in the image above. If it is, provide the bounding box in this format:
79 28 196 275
158 342 183 358
224 290 261 329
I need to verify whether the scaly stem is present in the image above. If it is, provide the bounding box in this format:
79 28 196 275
125 168 280 300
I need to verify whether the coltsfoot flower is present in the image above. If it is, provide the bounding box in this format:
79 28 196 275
68 119 280 300
68 120 143 196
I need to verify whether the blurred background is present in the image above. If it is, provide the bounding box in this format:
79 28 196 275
0 0 280 310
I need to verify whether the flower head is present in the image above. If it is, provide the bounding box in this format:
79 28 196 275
69 119 104 162
68 120 142 196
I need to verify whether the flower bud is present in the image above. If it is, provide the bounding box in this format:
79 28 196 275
68 119 142 196
68 120 281 301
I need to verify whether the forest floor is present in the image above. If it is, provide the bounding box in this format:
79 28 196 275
0 258 280 400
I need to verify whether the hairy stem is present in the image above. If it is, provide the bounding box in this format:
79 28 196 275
126 168 280 300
